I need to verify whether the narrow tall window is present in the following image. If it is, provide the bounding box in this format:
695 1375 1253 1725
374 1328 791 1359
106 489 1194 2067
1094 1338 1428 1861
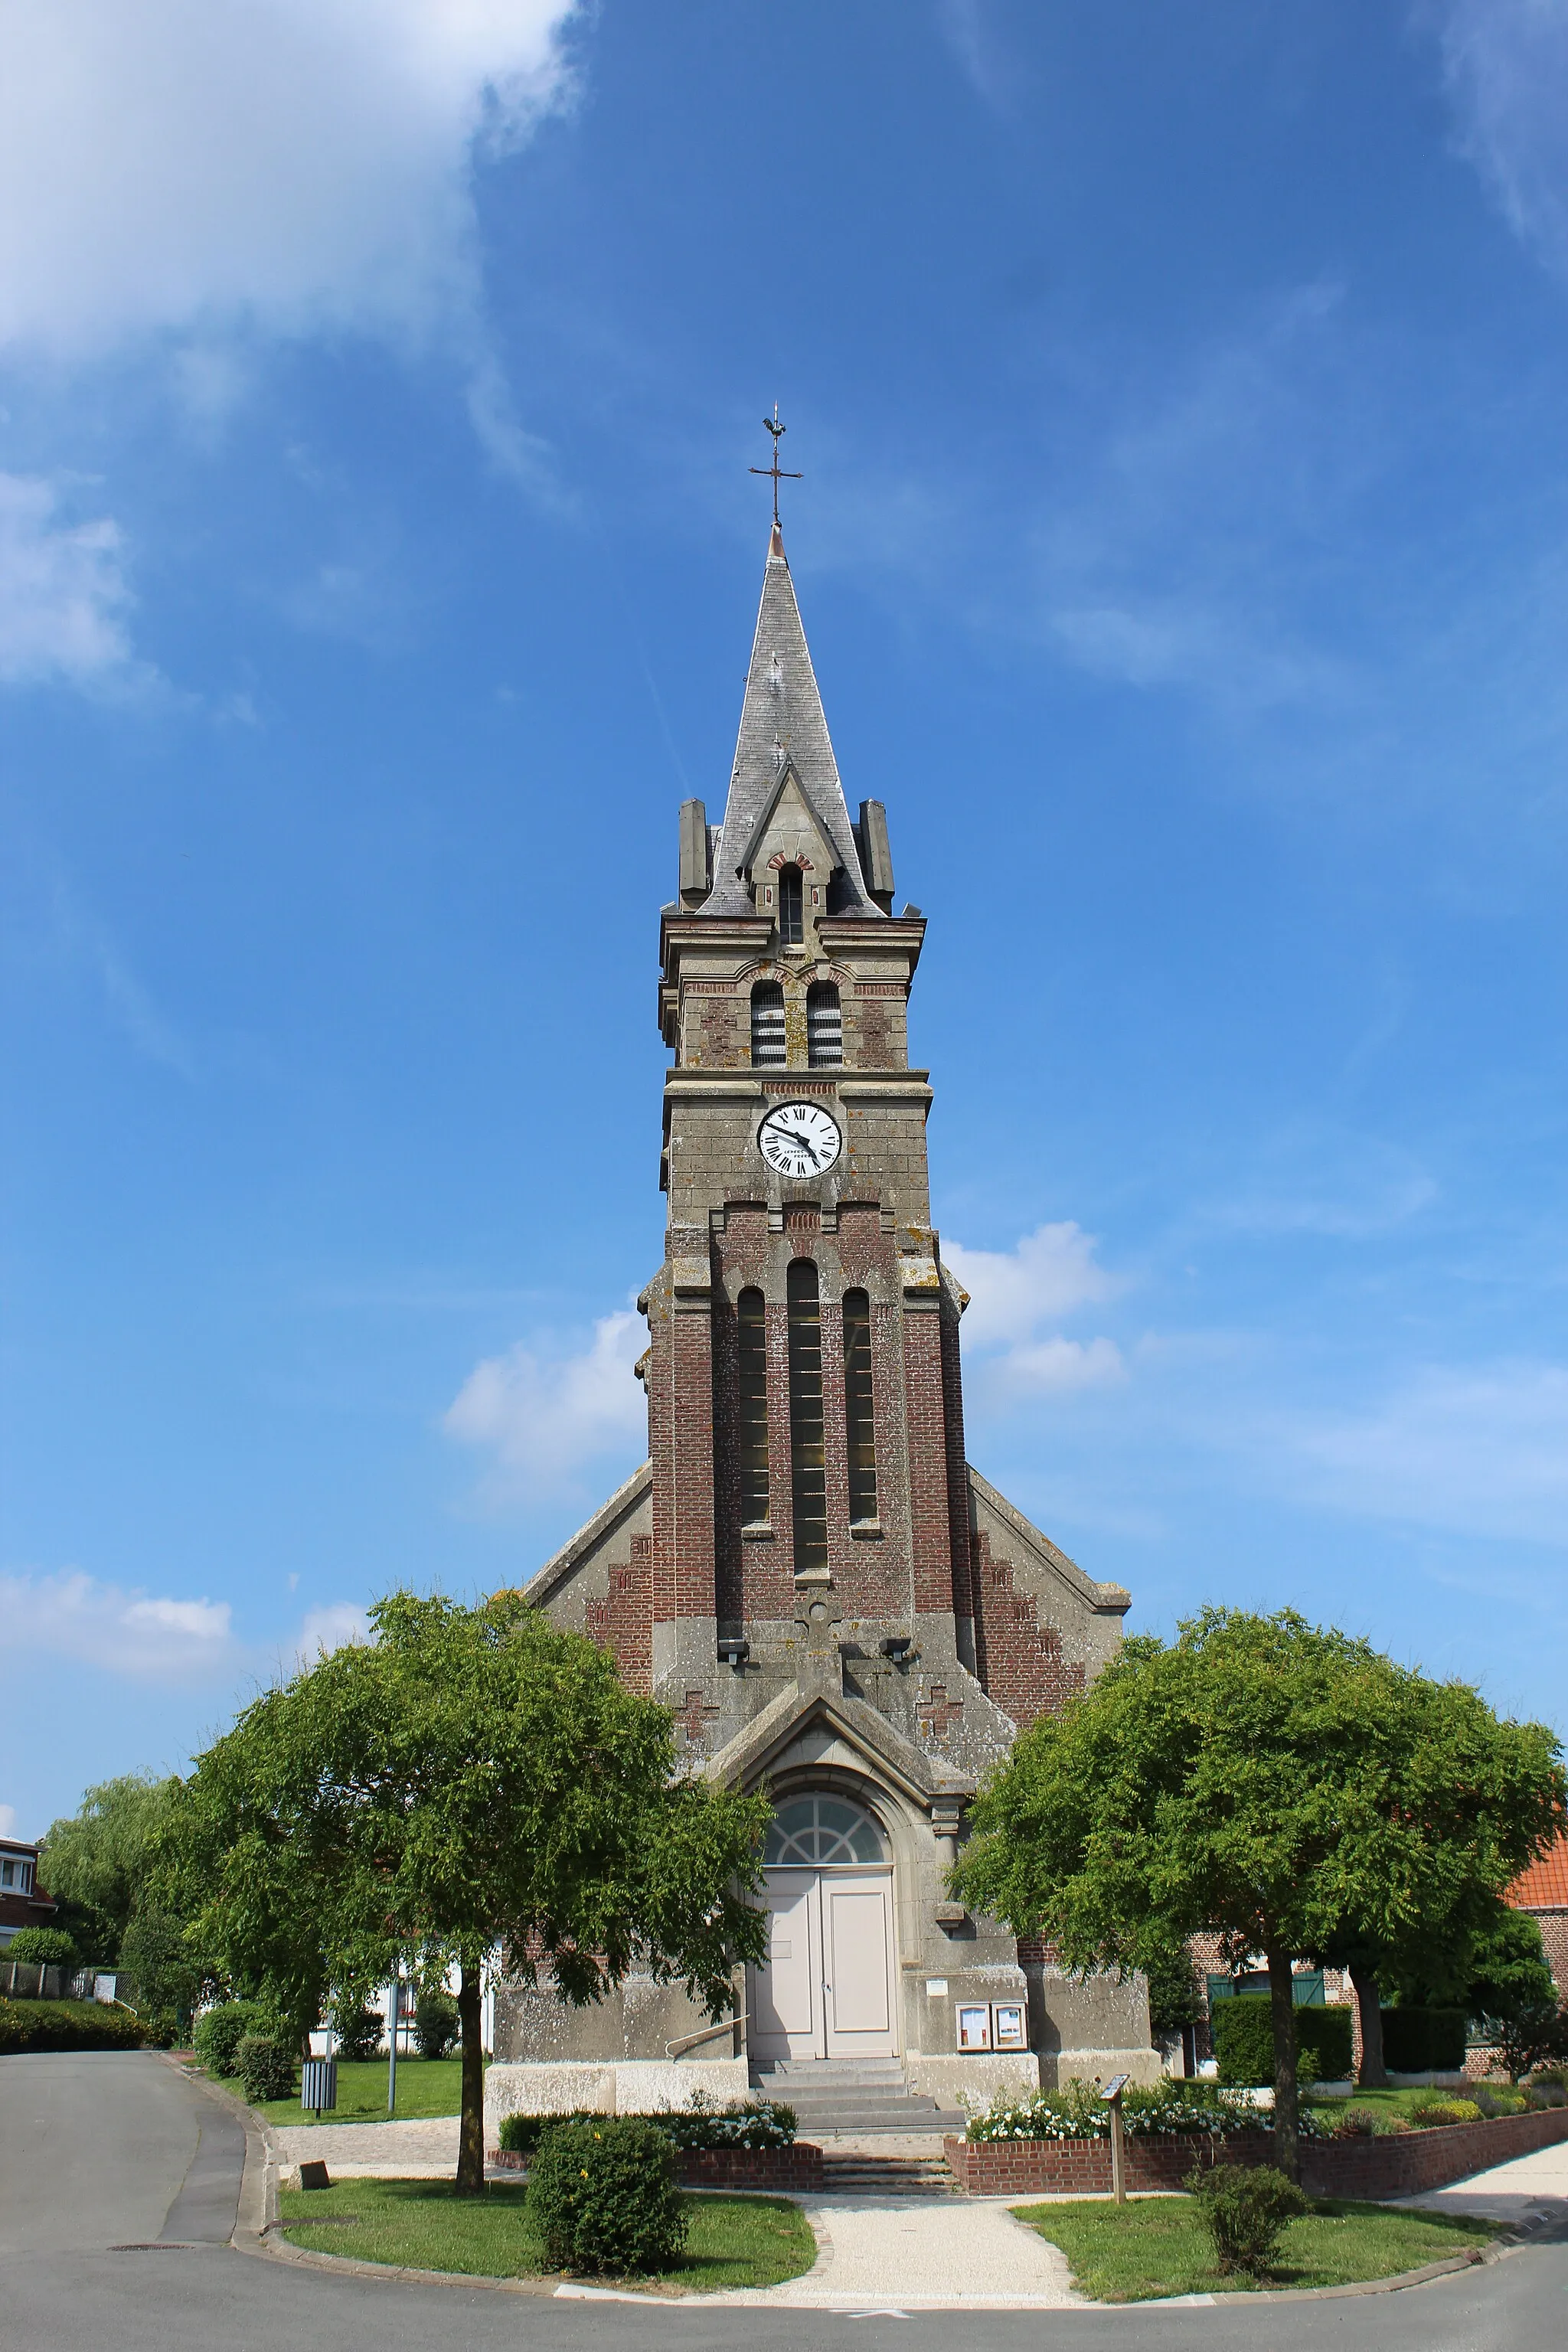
737 1288 769 1527
778 864 804 945
750 980 786 1067
787 1259 828 1578
807 982 842 1067
842 1290 878 1524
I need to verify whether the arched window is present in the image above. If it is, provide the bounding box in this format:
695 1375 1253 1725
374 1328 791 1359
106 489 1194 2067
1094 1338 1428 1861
807 981 842 1067
777 863 804 946
842 1289 877 1524
750 979 786 1067
786 1258 828 1579
763 1795 887 1867
737 1288 769 1527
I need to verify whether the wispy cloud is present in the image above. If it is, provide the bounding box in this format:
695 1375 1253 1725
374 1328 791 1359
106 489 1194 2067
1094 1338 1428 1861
0 1569 237 1682
0 473 134 687
1433 0 1568 285
0 1805 18 1840
946 1222 1129 1395
443 1308 646 1508
1281 1357 1568 1548
292 1602 370 1668
1207 1123 1438 1240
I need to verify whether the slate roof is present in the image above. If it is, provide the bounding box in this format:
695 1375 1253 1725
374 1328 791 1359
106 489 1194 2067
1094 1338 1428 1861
1508 1830 1568 1909
702 524 877 918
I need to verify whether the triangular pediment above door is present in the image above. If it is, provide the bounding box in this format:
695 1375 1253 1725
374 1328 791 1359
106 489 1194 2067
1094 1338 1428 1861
704 1680 974 1812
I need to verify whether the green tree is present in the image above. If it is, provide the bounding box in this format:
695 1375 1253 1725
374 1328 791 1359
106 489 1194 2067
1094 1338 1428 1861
41 1775 177 1959
952 1608 1566 2179
119 1911 204 2041
157 1590 770 2194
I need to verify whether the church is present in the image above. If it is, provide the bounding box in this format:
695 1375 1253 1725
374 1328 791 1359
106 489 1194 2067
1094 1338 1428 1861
488 497 1158 2126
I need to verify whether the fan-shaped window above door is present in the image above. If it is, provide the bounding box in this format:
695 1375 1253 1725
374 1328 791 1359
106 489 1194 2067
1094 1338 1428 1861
763 1795 887 1867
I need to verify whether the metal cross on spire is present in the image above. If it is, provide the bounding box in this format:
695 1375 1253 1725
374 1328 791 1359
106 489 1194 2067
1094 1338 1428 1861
750 403 802 530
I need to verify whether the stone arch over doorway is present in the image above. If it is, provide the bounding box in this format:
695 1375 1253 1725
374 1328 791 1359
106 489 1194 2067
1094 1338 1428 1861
749 1784 900 2062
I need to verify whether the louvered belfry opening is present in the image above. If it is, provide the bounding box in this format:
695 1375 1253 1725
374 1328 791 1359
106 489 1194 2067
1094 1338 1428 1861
842 1288 877 1524
750 979 786 1067
786 1258 828 1579
737 1286 770 1527
777 863 805 945
806 981 842 1067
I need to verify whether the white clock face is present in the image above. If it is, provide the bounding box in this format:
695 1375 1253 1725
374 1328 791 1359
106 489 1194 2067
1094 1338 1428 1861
758 1101 842 1178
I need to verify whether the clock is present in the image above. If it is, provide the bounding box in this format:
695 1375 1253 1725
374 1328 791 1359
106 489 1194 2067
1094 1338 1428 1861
758 1101 842 1178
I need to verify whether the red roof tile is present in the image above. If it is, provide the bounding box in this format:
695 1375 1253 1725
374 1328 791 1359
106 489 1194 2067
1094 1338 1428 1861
1508 1831 1568 1909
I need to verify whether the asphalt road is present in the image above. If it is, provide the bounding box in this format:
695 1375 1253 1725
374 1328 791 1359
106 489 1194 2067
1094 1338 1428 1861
1 2050 1564 2351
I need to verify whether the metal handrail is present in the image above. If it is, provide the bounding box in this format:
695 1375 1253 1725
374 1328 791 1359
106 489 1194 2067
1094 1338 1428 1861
665 2013 746 2059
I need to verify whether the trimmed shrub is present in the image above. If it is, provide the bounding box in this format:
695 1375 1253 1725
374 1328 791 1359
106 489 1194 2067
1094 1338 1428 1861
331 2005 384 2062
1381 2005 1468 2073
194 2001 276 2079
527 2117 688 2276
1212 1996 1352 2087
1326 2104 1408 2138
0 1998 148 2053
235 2034 296 2104
1186 2162 1309 2278
413 1991 459 2060
5 1926 79 1971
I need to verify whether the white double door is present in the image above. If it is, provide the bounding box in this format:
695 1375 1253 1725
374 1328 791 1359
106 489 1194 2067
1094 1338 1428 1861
748 1867 897 2061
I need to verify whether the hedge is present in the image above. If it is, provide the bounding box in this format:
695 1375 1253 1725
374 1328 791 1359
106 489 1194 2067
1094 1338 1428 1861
1213 1995 1353 2086
527 2118 687 2275
1381 2006 1468 2073
0 1998 148 2054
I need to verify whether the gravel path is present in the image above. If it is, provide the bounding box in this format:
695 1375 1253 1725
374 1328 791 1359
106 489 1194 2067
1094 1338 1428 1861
273 2118 459 2178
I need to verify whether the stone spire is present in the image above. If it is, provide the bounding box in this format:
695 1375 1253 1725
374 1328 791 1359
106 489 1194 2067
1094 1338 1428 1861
701 530 878 918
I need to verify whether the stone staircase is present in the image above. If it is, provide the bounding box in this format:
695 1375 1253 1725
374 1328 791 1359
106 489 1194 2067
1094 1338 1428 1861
750 2056 967 2141
818 2149 959 2197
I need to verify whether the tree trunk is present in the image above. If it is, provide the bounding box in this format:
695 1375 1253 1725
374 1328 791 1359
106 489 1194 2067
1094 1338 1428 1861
1266 1945 1300 2183
455 1963 485 2196
1351 1959 1388 2088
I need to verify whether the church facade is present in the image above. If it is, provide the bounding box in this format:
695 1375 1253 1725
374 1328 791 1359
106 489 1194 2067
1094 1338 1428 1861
488 519 1156 2118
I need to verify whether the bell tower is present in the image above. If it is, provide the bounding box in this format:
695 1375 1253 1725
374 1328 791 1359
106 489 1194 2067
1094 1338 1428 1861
642 514 987 1733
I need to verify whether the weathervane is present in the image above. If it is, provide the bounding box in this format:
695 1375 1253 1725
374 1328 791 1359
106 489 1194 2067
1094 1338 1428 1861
750 403 802 529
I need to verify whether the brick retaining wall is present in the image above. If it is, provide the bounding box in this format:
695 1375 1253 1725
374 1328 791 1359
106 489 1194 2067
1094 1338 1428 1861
487 2142 825 2194
944 2105 1568 2200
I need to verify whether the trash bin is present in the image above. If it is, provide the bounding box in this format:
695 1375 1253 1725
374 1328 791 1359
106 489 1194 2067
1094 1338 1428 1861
301 2056 338 2114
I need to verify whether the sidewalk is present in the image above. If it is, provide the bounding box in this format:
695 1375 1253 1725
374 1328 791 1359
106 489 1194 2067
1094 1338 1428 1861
1395 2131 1568 2235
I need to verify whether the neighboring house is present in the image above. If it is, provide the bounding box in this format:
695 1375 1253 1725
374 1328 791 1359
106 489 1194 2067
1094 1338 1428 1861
1506 1831 1568 2001
0 1837 57 1949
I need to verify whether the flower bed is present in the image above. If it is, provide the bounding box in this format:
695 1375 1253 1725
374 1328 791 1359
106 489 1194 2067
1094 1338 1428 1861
964 2080 1325 2144
487 2141 825 2194
946 2102 1568 2200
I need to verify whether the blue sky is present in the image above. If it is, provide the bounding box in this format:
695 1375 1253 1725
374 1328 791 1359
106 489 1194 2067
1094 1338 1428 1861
2 1 1566 1842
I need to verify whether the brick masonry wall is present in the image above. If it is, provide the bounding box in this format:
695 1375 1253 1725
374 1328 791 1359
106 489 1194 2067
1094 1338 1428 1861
1535 1910 1568 2000
487 2143 826 2193
582 1537 653 1696
903 1306 957 1616
944 2105 1568 2199
969 1530 1087 1730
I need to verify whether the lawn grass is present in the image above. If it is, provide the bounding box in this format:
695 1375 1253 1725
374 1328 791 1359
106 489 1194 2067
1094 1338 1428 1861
215 2054 478 2125
1011 2194 1503 2303
277 2175 817 2292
